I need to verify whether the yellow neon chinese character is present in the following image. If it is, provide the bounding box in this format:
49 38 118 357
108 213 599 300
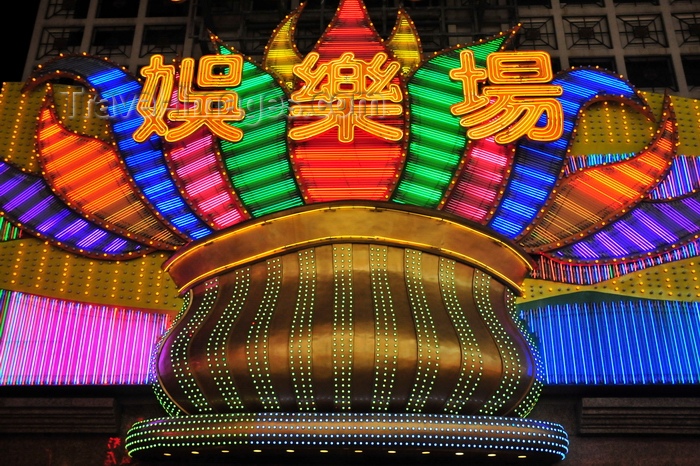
133 55 175 143
449 50 563 144
167 55 245 142
289 52 404 143
133 54 246 143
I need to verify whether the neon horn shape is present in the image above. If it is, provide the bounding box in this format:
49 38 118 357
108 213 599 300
287 0 406 203
523 99 677 252
385 8 423 75
487 68 653 240
0 161 150 258
161 71 249 230
262 2 306 89
214 38 304 218
25 54 213 241
392 30 516 208
37 94 184 250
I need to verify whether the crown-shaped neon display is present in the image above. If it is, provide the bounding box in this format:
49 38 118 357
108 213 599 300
0 0 694 287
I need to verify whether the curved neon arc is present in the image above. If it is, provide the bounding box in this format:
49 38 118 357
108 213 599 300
488 68 651 240
26 55 213 241
0 161 149 258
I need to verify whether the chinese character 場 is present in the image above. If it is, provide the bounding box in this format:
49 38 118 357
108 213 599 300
449 50 563 144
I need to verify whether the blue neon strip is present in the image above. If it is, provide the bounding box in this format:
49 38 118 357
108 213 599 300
488 69 646 239
549 193 700 261
29 56 212 240
521 299 700 385
0 161 148 257
566 153 636 174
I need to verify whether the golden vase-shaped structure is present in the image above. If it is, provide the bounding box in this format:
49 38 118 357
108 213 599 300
155 202 542 417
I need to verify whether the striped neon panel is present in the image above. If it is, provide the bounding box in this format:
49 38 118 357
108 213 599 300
217 44 303 217
0 161 149 258
162 71 248 231
262 3 304 88
394 35 510 208
37 100 183 250
443 136 513 223
0 289 172 385
385 8 423 74
488 69 648 239
648 155 700 200
521 299 700 385
288 0 405 203
28 55 212 240
522 113 675 252
547 193 700 262
534 245 700 284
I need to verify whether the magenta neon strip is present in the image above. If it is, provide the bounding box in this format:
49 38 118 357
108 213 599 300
0 290 171 385
162 75 247 231
443 136 511 223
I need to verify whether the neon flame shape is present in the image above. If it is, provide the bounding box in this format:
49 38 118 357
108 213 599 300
288 0 406 203
522 102 677 252
37 93 183 250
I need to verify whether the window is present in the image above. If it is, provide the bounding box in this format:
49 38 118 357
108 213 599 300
90 27 135 59
404 7 448 53
561 0 605 7
551 56 563 73
618 15 667 48
140 25 187 57
37 28 84 59
46 0 90 19
97 0 139 18
614 0 658 5
563 16 611 49
681 55 700 89
147 0 190 17
516 17 558 50
249 0 290 11
674 13 700 46
624 56 677 91
517 0 552 7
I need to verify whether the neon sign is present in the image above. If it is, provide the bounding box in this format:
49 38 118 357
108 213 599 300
132 50 563 145
450 50 563 144
289 51 403 142
134 54 246 143
7 0 699 462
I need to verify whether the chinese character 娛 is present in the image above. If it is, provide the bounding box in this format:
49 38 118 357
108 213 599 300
133 54 246 143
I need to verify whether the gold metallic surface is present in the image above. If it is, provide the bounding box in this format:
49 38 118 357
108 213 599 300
164 202 533 295
157 241 540 416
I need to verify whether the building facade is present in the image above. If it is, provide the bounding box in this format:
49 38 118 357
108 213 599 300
24 0 700 97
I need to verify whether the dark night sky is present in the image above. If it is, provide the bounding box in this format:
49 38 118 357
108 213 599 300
2 0 42 83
